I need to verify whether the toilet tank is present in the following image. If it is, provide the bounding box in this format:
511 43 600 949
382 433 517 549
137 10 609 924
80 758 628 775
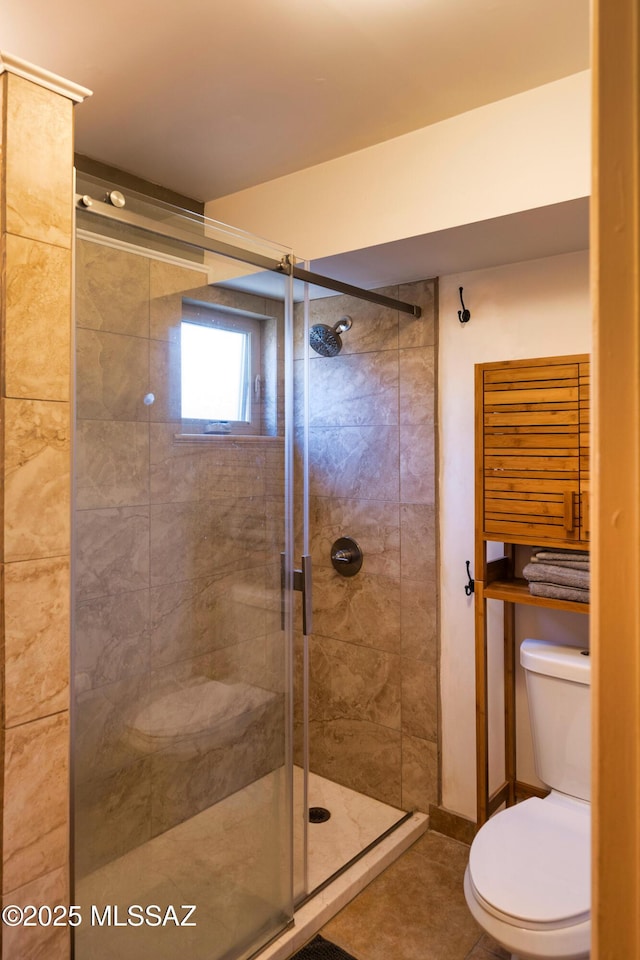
520 639 591 802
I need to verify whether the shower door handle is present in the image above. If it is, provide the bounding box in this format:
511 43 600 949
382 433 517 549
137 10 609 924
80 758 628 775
281 553 313 636
295 555 313 637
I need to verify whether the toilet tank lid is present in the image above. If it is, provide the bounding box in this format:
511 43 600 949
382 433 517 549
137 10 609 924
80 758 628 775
520 639 590 685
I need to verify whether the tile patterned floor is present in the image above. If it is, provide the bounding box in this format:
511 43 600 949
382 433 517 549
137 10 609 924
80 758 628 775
317 831 510 960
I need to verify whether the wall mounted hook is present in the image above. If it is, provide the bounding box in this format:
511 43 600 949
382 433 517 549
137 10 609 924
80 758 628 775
464 560 475 596
458 287 471 324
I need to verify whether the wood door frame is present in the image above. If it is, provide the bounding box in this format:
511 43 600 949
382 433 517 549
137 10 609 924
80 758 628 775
592 0 640 955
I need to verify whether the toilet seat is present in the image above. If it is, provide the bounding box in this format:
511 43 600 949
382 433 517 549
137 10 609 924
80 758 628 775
468 794 590 930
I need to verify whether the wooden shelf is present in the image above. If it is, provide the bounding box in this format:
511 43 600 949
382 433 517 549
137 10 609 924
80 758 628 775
474 354 591 826
483 577 590 614
483 531 590 551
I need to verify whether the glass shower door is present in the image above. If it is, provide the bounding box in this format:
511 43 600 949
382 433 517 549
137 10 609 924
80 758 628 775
292 272 420 900
72 177 295 960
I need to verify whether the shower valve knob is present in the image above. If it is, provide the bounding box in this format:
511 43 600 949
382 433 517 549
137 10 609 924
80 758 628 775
330 537 363 577
333 550 351 562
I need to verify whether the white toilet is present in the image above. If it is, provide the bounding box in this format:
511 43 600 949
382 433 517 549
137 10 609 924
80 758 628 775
464 638 591 960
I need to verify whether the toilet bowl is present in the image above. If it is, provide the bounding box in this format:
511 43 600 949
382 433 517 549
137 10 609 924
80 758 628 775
464 792 590 959
464 639 591 960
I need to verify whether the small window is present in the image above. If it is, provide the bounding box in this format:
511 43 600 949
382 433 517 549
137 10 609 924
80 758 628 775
180 304 261 433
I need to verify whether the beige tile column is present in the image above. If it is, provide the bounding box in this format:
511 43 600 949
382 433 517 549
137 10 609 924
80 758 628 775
0 53 90 960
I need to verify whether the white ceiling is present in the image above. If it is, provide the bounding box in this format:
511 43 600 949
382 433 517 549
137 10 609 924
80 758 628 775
4 0 590 203
313 199 590 288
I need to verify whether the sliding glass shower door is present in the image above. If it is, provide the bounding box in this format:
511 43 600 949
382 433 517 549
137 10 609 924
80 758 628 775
72 175 296 960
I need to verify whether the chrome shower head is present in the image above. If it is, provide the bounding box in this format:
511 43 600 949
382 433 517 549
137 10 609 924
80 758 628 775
309 316 352 357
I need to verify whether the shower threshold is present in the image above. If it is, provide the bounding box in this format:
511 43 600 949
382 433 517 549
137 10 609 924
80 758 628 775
260 797 427 960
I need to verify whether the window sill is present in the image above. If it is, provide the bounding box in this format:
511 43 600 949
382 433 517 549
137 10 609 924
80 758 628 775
174 432 283 444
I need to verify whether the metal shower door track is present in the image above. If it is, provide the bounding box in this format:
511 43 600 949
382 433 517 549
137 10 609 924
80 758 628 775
283 261 421 317
75 193 422 317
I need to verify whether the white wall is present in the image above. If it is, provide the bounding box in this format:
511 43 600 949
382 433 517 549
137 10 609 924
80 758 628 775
206 72 590 261
438 250 591 820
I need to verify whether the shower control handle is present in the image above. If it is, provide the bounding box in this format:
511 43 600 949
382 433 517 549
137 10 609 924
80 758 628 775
331 537 363 577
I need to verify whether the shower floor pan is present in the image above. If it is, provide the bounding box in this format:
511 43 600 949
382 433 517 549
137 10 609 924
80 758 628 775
74 769 426 960
293 767 408 895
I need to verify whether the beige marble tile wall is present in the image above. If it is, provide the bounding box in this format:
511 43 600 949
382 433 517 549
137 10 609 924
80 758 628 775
295 280 438 813
0 70 75 960
74 238 287 876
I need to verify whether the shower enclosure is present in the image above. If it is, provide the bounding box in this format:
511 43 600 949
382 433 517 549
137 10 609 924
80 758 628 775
72 175 436 960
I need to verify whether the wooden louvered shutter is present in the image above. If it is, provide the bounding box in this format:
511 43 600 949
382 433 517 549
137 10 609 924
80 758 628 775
578 359 590 542
479 355 589 547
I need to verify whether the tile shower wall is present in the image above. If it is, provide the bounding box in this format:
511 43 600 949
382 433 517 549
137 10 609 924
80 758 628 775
0 70 77 960
74 238 286 876
295 280 438 812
